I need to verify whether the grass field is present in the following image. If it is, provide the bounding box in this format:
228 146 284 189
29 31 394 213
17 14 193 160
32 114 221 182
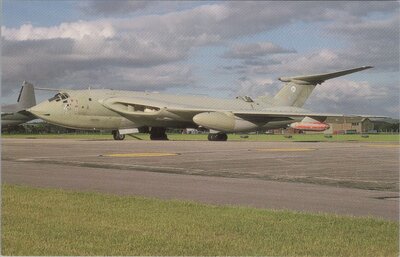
2 184 398 256
2 132 399 142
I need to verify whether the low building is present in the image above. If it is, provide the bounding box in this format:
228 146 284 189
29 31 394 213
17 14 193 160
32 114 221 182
325 117 374 134
369 118 399 133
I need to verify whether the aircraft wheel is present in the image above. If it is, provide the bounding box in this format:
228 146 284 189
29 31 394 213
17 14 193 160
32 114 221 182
150 127 169 140
208 133 228 141
217 133 228 141
138 126 150 133
150 134 168 140
112 130 125 140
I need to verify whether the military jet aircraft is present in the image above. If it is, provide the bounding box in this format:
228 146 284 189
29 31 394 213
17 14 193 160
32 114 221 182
2 81 36 131
28 66 373 141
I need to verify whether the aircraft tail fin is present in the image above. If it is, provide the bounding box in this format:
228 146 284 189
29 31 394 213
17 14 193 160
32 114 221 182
273 66 372 107
17 81 36 110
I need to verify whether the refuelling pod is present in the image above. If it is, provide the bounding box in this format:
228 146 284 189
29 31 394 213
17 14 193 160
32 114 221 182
290 117 330 131
193 111 259 132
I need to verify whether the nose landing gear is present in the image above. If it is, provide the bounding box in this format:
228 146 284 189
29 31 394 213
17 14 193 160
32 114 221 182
112 130 125 140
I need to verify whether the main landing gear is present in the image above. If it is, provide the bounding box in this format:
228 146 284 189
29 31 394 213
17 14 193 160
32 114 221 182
207 133 228 141
150 127 169 140
112 130 125 140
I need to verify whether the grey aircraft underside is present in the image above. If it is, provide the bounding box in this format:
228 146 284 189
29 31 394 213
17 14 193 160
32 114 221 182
1 81 36 131
29 66 374 141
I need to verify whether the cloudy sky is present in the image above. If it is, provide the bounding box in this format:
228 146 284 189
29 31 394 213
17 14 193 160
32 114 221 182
2 1 399 117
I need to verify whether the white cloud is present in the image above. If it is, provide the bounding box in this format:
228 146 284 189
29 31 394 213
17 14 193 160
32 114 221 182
114 64 194 90
2 1 398 118
80 1 151 16
1 21 115 41
327 15 400 71
304 80 398 116
312 80 388 102
251 49 343 75
223 42 295 59
235 77 277 97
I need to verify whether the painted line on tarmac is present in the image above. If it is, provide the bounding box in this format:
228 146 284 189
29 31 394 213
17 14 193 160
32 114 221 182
365 144 399 148
12 158 199 173
255 148 315 152
102 153 179 157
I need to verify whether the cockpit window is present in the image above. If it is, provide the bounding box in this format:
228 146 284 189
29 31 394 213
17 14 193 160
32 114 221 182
48 93 70 102
48 93 61 102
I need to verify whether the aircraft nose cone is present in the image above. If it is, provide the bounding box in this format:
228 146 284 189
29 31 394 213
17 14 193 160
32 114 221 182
28 102 51 119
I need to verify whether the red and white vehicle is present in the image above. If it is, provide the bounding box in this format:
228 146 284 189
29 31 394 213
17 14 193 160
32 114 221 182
290 117 330 131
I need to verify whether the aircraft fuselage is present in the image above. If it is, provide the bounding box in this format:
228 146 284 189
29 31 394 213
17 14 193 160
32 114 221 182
29 89 296 131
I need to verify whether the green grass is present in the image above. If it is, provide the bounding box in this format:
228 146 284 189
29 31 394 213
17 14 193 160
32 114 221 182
2 184 398 256
2 132 399 142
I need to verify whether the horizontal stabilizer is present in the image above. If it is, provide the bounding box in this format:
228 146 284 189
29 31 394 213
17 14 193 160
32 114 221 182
278 66 373 85
35 87 63 91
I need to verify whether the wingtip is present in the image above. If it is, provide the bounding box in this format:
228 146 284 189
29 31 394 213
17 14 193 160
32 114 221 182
362 65 373 69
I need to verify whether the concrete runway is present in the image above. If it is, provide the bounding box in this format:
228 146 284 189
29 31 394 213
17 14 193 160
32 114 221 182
2 138 399 220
